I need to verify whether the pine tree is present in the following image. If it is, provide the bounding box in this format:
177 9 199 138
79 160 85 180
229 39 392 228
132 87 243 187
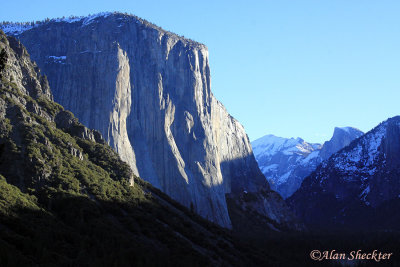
0 48 7 78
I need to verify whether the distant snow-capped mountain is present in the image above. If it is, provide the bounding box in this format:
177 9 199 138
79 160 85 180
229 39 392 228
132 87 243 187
252 127 363 198
287 116 400 230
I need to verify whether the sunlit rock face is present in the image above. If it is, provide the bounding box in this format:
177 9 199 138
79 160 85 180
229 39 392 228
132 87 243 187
4 13 295 228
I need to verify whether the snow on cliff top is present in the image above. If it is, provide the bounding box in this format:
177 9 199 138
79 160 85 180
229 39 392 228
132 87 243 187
336 126 363 136
1 23 34 35
0 12 205 48
1 12 113 35
252 134 319 157
337 127 352 133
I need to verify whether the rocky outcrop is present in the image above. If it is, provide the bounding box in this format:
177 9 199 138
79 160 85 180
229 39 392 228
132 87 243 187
252 127 363 199
319 127 363 160
55 110 105 144
0 30 114 188
287 117 400 230
0 34 52 101
2 13 295 228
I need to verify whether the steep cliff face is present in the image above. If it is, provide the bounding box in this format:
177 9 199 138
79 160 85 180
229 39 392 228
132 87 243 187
319 127 363 160
288 117 400 230
0 32 275 266
252 127 363 199
2 13 290 228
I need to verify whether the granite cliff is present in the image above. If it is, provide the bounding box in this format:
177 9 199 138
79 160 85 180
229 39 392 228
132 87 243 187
1 12 296 229
0 31 277 265
319 127 364 160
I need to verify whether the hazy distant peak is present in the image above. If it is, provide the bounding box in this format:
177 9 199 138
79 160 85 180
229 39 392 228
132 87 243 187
334 126 363 135
252 126 363 198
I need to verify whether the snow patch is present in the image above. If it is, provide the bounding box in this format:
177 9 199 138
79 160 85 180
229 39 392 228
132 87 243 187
252 134 318 157
261 164 278 173
338 127 351 133
79 50 102 54
301 150 320 165
47 55 66 64
332 122 386 174
82 12 112 26
1 23 33 35
277 171 292 185
0 12 114 35
51 17 82 23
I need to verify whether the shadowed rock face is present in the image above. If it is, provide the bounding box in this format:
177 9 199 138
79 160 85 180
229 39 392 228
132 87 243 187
3 13 294 228
319 127 364 160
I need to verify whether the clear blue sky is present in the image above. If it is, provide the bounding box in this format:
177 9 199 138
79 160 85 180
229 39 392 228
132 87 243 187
2 1 400 143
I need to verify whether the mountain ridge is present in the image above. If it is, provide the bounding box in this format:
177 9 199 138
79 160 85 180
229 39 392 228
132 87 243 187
0 11 205 48
252 127 363 198
287 116 400 230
